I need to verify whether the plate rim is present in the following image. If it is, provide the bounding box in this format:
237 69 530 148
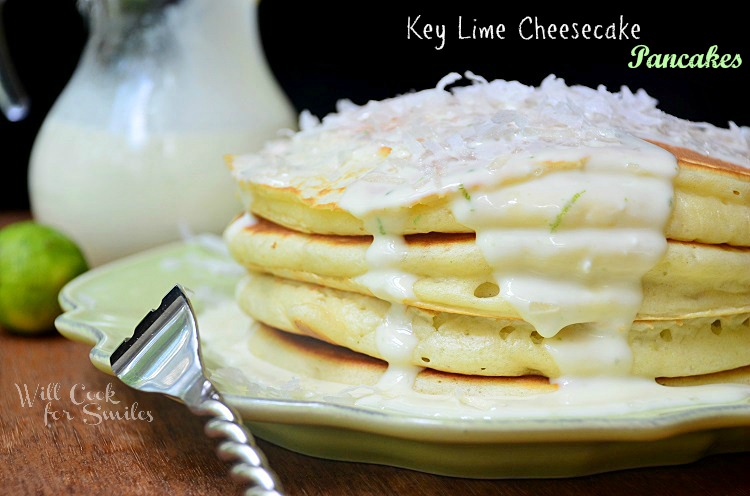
55 239 750 446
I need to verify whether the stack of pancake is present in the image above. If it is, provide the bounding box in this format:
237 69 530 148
223 74 750 392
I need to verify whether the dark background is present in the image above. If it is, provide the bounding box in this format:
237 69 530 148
1 1 748 211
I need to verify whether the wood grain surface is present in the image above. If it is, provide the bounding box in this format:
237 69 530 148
2 211 750 495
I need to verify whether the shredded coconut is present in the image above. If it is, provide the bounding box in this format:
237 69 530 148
231 72 749 209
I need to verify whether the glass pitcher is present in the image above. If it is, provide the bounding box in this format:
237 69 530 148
0 0 296 266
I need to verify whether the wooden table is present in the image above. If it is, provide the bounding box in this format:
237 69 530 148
2 210 750 495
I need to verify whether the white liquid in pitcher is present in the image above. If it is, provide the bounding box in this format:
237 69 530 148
27 0 296 266
29 121 267 266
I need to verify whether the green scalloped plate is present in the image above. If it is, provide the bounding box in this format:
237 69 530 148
56 237 750 478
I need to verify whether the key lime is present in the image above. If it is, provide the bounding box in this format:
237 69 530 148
0 221 89 335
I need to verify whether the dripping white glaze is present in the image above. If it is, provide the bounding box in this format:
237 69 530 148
230 73 748 384
353 232 417 302
372 303 423 394
199 301 750 420
351 219 424 388
341 139 676 379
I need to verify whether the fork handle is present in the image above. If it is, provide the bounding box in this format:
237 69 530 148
190 390 284 496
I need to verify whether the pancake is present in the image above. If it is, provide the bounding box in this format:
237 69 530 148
225 216 750 321
223 73 750 383
242 319 750 396
228 76 750 247
244 318 557 396
231 147 750 247
236 270 750 379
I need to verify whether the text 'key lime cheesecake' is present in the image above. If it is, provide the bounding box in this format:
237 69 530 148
223 72 750 390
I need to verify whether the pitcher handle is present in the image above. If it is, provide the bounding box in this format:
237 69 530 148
0 0 30 121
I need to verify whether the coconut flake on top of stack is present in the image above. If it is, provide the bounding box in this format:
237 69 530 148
231 72 748 215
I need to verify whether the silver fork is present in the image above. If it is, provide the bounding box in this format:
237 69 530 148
110 285 284 496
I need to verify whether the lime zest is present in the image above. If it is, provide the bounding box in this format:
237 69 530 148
458 183 471 201
376 217 386 235
550 190 586 233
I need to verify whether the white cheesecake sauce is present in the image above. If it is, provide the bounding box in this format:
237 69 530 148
372 303 422 394
353 225 417 302
230 73 747 394
199 302 750 420
334 84 677 380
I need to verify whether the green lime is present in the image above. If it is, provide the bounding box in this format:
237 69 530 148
0 221 89 335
